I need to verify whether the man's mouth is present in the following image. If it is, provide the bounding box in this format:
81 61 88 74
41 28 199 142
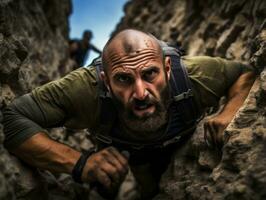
132 103 155 117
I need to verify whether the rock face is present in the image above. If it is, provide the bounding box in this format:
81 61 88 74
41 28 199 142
1 0 265 199
0 0 72 199
115 0 266 199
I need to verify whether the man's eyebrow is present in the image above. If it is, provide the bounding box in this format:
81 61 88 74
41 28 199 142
112 71 133 77
141 66 160 72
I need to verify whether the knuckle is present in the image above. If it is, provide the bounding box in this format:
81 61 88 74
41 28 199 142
100 148 109 155
100 151 109 158
100 147 112 155
107 146 116 152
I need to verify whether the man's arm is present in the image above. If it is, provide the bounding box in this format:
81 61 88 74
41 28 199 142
90 44 102 54
11 132 80 173
11 132 128 188
3 96 128 189
3 68 128 190
204 71 256 147
3 94 82 175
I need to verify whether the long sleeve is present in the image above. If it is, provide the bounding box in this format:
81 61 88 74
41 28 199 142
3 66 100 149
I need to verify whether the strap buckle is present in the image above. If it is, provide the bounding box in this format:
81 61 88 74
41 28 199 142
173 89 193 102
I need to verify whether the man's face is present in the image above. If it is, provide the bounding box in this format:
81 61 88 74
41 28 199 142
103 47 171 134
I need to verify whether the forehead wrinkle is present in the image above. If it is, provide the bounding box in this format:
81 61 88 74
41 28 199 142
111 58 153 71
111 56 157 71
111 59 151 74
111 49 157 64
107 48 159 68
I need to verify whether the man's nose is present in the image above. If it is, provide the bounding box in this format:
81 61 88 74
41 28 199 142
132 79 147 100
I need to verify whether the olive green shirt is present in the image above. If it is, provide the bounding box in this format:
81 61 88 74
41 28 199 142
3 56 252 149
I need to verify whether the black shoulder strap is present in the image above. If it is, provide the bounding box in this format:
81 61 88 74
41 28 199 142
159 41 199 124
92 57 116 136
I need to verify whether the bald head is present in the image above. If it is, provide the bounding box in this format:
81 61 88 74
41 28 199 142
102 29 163 72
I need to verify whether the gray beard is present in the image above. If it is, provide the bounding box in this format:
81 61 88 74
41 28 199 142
110 85 170 140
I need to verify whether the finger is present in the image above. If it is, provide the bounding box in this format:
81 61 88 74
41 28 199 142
97 148 128 178
95 169 112 189
101 161 121 184
104 153 128 177
107 147 129 168
216 127 225 147
204 122 212 147
209 122 218 146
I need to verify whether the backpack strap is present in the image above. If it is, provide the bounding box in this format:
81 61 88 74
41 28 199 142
160 41 199 125
92 57 116 138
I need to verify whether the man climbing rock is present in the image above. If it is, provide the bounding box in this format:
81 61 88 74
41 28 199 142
69 30 101 68
3 29 255 199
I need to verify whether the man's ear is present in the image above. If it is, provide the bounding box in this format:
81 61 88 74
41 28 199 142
164 56 171 80
100 71 110 91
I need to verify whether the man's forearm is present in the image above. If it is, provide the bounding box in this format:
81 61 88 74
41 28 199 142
219 71 255 119
11 132 80 174
10 132 129 191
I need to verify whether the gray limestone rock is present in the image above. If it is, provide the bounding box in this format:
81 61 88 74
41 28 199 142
0 0 265 199
0 0 73 199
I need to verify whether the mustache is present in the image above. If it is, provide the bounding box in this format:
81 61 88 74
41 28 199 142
128 95 159 108
109 83 171 115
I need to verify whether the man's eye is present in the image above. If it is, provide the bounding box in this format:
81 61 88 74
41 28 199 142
115 75 132 83
143 69 158 81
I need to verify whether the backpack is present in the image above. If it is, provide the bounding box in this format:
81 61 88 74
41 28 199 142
90 41 200 151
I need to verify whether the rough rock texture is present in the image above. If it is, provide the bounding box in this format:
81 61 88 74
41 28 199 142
0 0 72 199
1 0 265 199
115 0 266 199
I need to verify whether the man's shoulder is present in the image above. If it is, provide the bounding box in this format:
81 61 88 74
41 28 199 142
182 55 253 76
32 65 99 102
64 66 100 97
31 65 101 130
72 65 98 81
182 56 224 68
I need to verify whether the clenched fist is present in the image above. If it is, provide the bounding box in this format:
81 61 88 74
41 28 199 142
81 146 129 190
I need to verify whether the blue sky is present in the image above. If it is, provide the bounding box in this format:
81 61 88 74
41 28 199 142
69 0 128 65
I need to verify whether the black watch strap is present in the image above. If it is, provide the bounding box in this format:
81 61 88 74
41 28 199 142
72 147 96 183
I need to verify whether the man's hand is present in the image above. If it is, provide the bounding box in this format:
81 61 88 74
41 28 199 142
82 147 129 190
203 71 255 148
204 114 231 148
